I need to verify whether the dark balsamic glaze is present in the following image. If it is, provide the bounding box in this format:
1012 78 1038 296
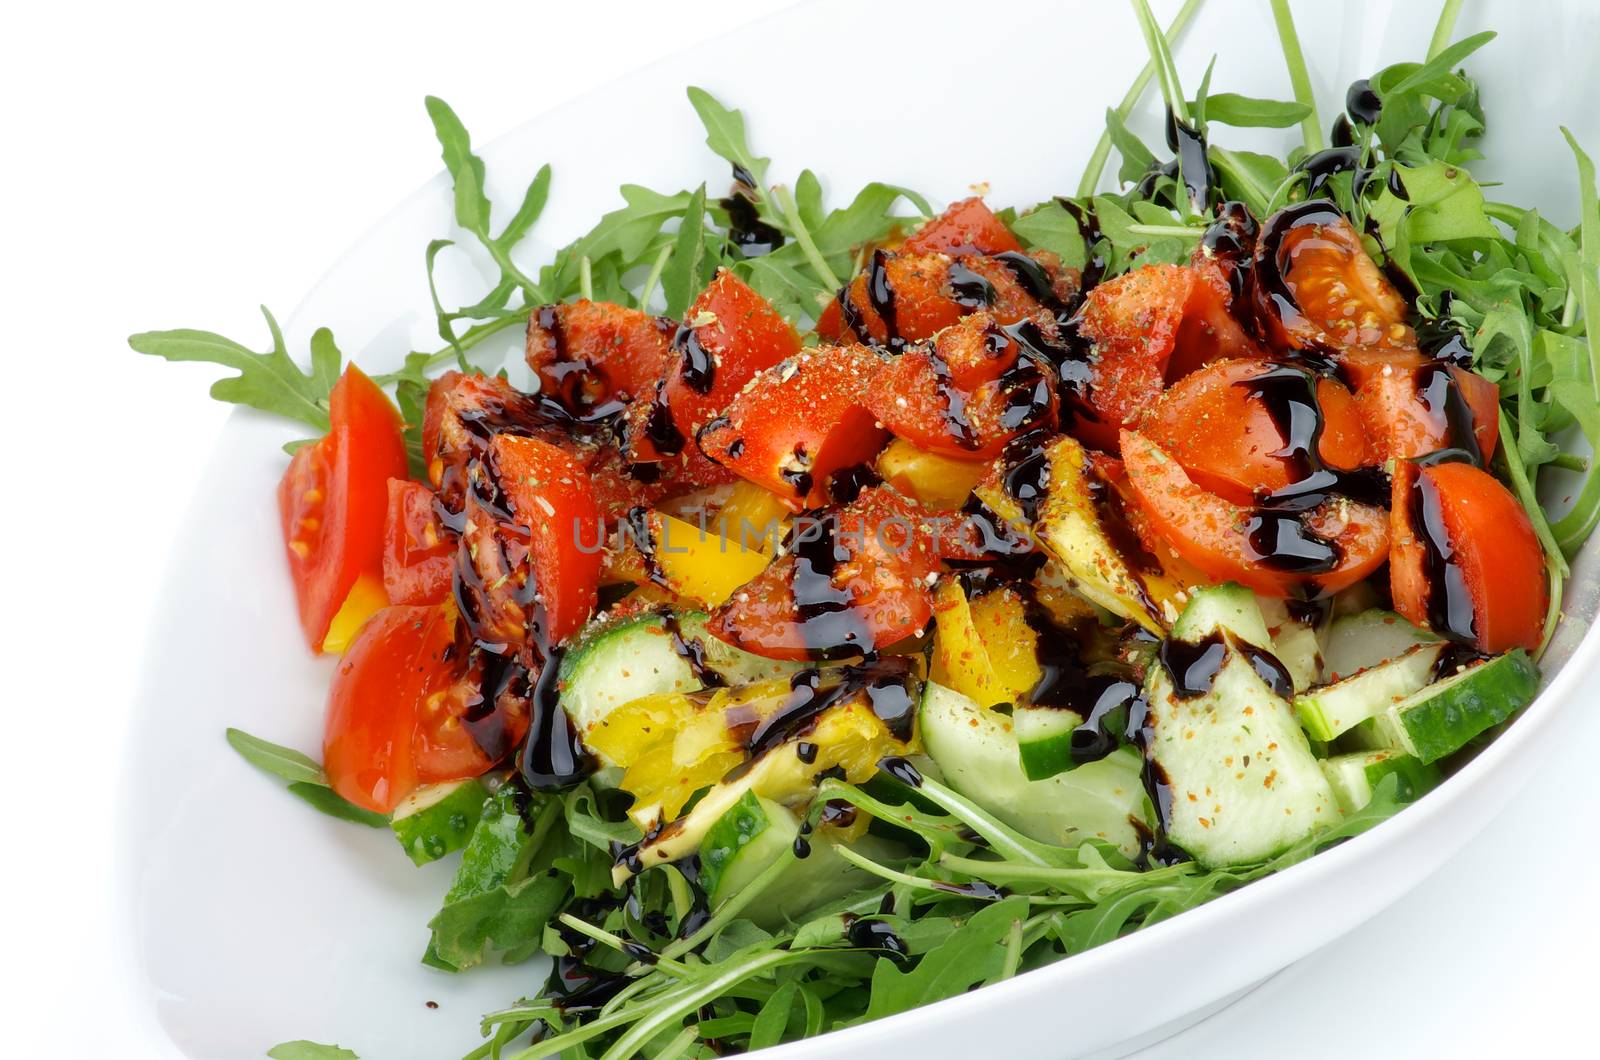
740 658 919 758
1168 110 1214 210
795 740 819 764
662 610 727 688
1409 470 1478 644
1201 201 1260 322
1237 641 1295 700
673 855 713 939
784 516 876 659
1330 114 1356 149
1431 641 1490 681
1066 674 1144 765
877 755 924 787
674 325 716 395
1295 146 1365 199
642 382 686 456
1346 79 1382 125
947 260 998 310
1415 292 1473 366
720 190 785 257
1157 633 1229 698
866 249 904 352
1413 362 1484 467
827 462 882 506
1058 197 1108 293
844 917 910 962
1256 201 1348 343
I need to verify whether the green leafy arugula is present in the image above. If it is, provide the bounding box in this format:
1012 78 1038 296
266 1041 359 1060
226 728 386 828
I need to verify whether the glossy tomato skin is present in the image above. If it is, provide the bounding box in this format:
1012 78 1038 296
1121 429 1389 597
525 300 675 415
1352 354 1499 463
1072 263 1260 452
1253 202 1414 354
323 603 488 813
1389 460 1545 652
489 434 604 646
815 251 1076 348
863 312 1060 461
709 486 937 660
698 345 888 509
902 197 1023 256
279 365 408 651
382 478 455 606
628 270 802 464
1142 357 1370 505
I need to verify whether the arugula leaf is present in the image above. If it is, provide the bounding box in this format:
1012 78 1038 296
686 86 771 192
225 727 324 785
286 783 388 828
1209 147 1288 218
860 897 1027 1021
661 184 715 319
267 1041 359 1060
1011 200 1087 267
428 872 569 971
1104 108 1156 187
1193 92 1311 129
227 727 385 828
129 308 339 433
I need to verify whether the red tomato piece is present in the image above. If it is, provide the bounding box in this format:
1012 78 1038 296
708 486 938 660
1121 429 1389 597
524 300 675 414
698 345 888 508
323 602 488 813
382 478 455 606
628 269 802 464
863 312 1060 460
903 197 1024 256
1353 354 1499 463
1389 460 1545 652
278 365 408 651
1253 202 1415 354
490 434 605 645
1142 357 1370 505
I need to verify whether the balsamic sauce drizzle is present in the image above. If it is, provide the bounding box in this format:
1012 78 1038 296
1409 469 1479 644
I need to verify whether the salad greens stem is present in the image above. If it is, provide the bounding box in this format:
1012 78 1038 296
650 1025 702 1060
998 917 1025 982
596 951 807 1060
831 844 977 895
638 243 673 311
1076 0 1205 197
579 256 595 302
1428 0 1467 61
772 183 841 291
1127 223 1205 239
1496 416 1569 575
660 848 797 960
1129 0 1192 128
556 913 693 978
1269 0 1324 154
898 776 1054 867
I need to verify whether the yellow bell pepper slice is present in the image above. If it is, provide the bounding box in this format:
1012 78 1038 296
649 512 771 607
931 577 1041 707
320 572 389 654
714 481 792 551
876 438 989 509
968 586 1043 701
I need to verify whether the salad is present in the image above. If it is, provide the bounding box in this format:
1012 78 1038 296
132 0 1600 1056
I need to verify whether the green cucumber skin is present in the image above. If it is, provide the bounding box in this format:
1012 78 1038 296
698 791 792 905
1383 649 1540 764
390 779 490 866
1014 707 1084 780
1295 642 1445 743
1320 750 1441 813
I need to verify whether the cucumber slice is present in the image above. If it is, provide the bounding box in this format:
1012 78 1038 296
696 790 900 926
1257 595 1320 693
1375 649 1539 764
919 683 1149 857
1014 706 1084 780
1144 585 1336 868
1295 642 1447 743
699 791 799 904
559 610 804 734
1320 750 1441 813
1321 609 1439 682
390 778 490 865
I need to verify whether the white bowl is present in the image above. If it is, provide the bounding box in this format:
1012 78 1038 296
116 1 1600 1056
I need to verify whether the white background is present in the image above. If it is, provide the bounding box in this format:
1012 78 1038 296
5 0 1596 1056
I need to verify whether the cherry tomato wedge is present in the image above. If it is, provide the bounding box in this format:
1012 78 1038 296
709 486 938 660
525 300 674 415
1352 353 1499 463
1072 263 1259 451
490 433 605 645
323 602 488 813
627 269 801 464
902 197 1023 256
1142 357 1370 505
698 345 888 509
278 365 408 651
1121 429 1389 597
1389 460 1545 652
382 478 455 606
863 312 1059 460
815 251 1075 348
1253 202 1415 354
